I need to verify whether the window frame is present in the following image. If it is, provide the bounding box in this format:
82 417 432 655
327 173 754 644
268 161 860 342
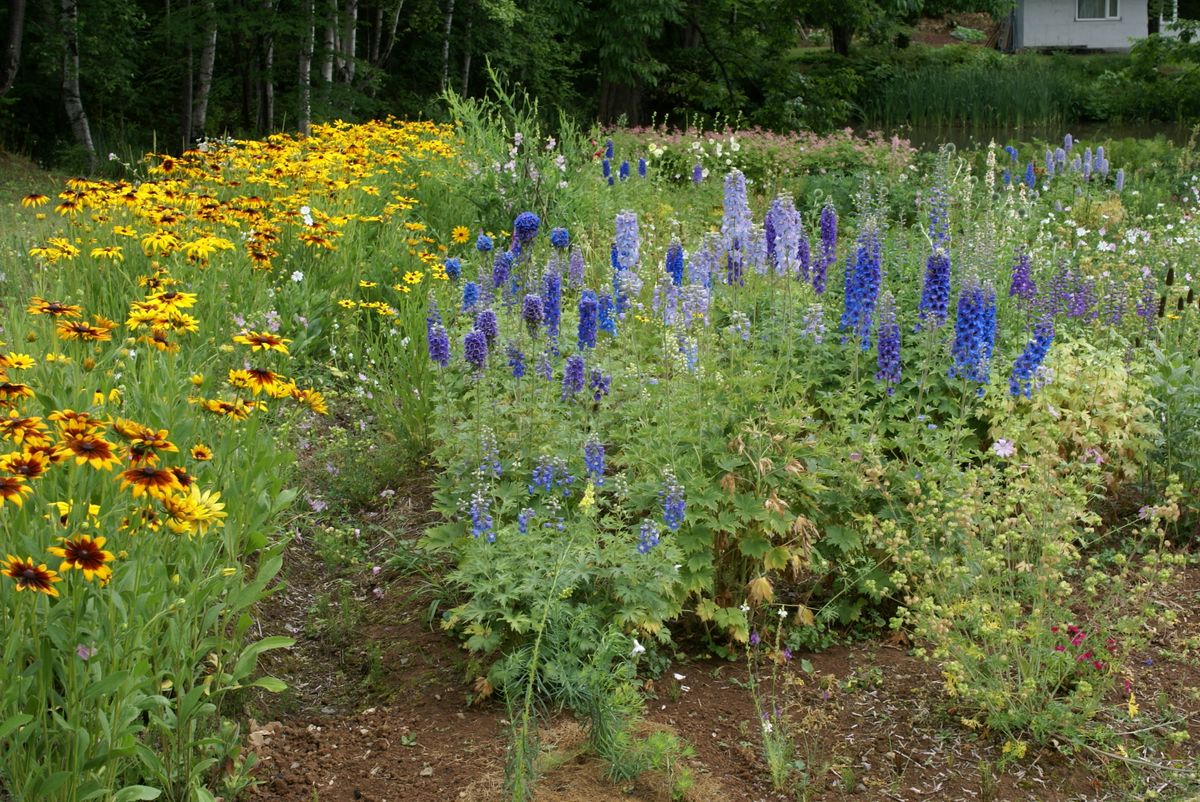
1076 0 1121 20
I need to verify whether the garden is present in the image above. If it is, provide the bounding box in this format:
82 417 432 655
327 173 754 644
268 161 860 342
1 84 1199 802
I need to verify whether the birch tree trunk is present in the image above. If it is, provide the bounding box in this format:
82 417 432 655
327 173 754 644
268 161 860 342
440 0 454 93
320 0 336 95
373 0 404 68
0 0 25 97
259 0 275 132
192 0 218 137
60 0 96 169
460 0 472 95
299 0 313 135
339 0 356 83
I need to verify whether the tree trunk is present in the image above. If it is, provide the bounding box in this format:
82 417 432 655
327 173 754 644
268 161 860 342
192 0 218 138
598 79 642 126
460 0 472 94
321 0 336 95
339 0 356 83
299 0 313 135
374 0 404 68
0 0 25 97
369 3 381 64
259 0 275 132
440 0 454 92
60 0 95 169
830 21 853 56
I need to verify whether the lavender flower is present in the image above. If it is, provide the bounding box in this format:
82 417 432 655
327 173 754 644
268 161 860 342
562 353 585 400
550 227 570 249
578 290 599 349
875 291 901 395
427 323 450 367
1010 319 1055 397
514 296 541 338
463 329 489 370
584 435 605 485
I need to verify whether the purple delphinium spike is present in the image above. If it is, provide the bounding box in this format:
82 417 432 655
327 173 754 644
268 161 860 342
813 202 838 294
589 368 611 402
605 138 614 160
578 290 599 349
602 159 612 180
549 227 570 250
470 491 494 542
840 220 882 350
475 308 499 345
492 250 514 292
875 291 901 395
542 268 562 338
567 246 586 289
1010 318 1055 397
722 170 753 287
638 157 647 178
1045 149 1055 179
584 434 605 485
476 233 493 253
666 239 685 286
615 210 640 271
1025 162 1036 189
462 280 481 312
463 329 488 370
619 160 630 181
1115 168 1125 192
561 354 585 400
598 293 617 335
444 256 462 281
949 278 997 385
427 323 450 367
506 341 526 378
918 249 951 328
766 194 802 278
522 294 544 336
692 163 703 184
637 519 661 554
513 211 540 246
661 470 686 531
1064 133 1074 152
1009 246 1037 302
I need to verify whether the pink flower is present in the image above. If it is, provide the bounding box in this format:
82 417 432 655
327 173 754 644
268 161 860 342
992 439 1016 458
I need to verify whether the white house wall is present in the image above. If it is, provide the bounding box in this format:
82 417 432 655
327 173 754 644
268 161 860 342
1019 0 1148 49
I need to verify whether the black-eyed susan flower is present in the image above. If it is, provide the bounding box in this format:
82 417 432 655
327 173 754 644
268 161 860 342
21 193 50 208
148 289 197 312
55 433 121 470
228 368 289 397
190 443 213 461
451 225 470 244
0 475 32 506
0 381 35 405
232 331 290 354
47 534 114 583
0 413 50 447
0 450 51 480
3 555 61 596
117 465 184 499
290 387 328 415
27 297 83 318
56 316 117 342
50 410 102 434
90 245 124 261
0 353 36 370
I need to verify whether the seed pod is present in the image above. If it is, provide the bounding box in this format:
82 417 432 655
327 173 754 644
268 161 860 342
1166 266 1175 286
1179 297 1186 312
1158 296 1166 318
1188 287 1195 305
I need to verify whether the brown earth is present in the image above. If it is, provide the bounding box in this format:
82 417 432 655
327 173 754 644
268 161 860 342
244 474 1200 802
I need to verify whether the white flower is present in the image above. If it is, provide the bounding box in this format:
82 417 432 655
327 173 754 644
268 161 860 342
740 603 750 613
291 270 304 282
992 439 1016 458
778 607 787 618
299 205 314 226
631 638 646 657
673 673 686 681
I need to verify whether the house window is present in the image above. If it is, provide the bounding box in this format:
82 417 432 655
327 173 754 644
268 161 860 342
1077 0 1120 18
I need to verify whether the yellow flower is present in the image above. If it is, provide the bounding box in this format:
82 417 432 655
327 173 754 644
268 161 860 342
403 271 424 285
90 245 124 261
358 280 377 288
451 225 470 244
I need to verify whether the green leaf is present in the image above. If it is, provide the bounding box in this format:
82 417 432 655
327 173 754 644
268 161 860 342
0 713 33 740
248 676 288 693
113 785 162 801
232 636 295 680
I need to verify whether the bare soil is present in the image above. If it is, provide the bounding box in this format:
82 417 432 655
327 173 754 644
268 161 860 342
245 476 1200 802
